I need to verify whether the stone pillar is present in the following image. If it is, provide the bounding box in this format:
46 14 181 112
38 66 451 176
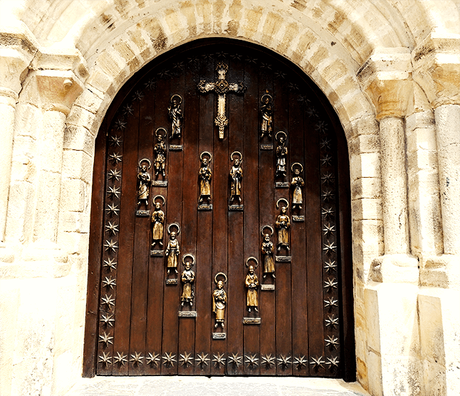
0 40 36 244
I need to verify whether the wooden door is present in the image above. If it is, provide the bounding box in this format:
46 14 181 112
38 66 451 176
84 39 355 380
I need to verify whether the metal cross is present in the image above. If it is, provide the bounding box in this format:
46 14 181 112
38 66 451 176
198 62 246 139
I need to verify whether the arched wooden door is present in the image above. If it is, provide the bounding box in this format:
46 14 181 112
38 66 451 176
84 39 355 380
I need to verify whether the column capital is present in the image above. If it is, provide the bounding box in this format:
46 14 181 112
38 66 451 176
23 70 85 116
413 33 460 108
358 48 413 120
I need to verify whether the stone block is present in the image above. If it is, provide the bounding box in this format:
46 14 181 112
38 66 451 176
351 177 381 200
60 179 87 214
352 198 382 220
61 149 93 184
73 87 105 115
350 152 381 181
58 231 89 256
370 254 419 284
86 67 115 96
66 105 101 134
63 125 96 156
349 134 380 155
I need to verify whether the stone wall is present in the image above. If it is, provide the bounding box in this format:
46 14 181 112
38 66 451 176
0 1 459 395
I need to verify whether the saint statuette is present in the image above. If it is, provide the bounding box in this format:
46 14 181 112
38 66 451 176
260 92 274 150
275 131 289 188
275 198 291 262
243 257 261 324
165 223 180 284
150 195 165 256
153 127 168 186
261 225 275 284
198 151 212 210
212 272 227 339
136 158 151 216
168 94 183 151
291 162 305 222
229 151 243 210
179 254 196 317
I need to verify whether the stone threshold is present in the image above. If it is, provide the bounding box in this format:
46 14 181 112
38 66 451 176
65 375 370 396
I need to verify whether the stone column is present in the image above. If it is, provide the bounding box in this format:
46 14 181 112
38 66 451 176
0 41 36 244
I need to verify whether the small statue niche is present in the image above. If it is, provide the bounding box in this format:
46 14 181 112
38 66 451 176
150 195 165 256
198 151 212 210
213 272 227 334
291 162 305 222
168 94 183 140
229 151 243 210
136 158 151 216
245 257 259 314
180 254 195 307
261 226 276 281
260 92 273 140
275 198 291 261
165 223 180 283
153 127 167 186
275 131 289 188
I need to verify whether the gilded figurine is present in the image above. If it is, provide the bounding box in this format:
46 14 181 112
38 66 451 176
168 94 183 140
154 128 167 178
229 151 243 205
151 195 165 249
261 226 275 279
275 199 291 253
275 131 288 180
213 272 227 329
245 257 259 313
198 151 212 205
291 162 305 211
181 254 195 306
260 92 273 138
137 158 151 208
165 223 180 274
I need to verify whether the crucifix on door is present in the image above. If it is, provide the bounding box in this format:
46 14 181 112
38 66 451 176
197 62 246 139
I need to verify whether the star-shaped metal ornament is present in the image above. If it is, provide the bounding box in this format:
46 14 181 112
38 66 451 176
321 190 335 202
107 186 121 199
133 90 144 101
315 121 328 134
103 258 117 271
102 276 116 289
108 169 121 181
212 353 226 368
106 203 120 216
179 352 194 367
306 107 319 118
110 135 123 147
104 239 118 253
325 315 339 329
195 352 210 368
146 352 160 367
105 221 119 235
261 354 276 368
323 277 338 292
320 138 331 150
130 352 143 366
277 354 291 369
325 335 339 349
321 155 333 166
109 152 123 164
114 119 127 130
98 331 113 346
100 313 115 327
324 260 337 273
310 356 325 369
123 104 134 116
114 352 127 366
101 294 115 309
326 356 340 368
294 355 308 370
321 207 335 218
322 223 335 235
98 352 112 366
324 297 339 309
162 352 176 367
245 354 259 369
144 79 156 90
321 173 335 184
228 353 243 368
323 241 337 254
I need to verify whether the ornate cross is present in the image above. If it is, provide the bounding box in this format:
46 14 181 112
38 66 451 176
198 62 246 139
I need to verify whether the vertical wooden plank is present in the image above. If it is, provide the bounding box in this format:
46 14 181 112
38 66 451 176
177 60 198 376
273 71 293 376
304 99 324 377
209 53 228 376
83 120 107 377
161 75 182 376
289 85 308 377
240 56 260 376
257 62 276 377
194 51 214 376
226 53 245 376
144 77 164 376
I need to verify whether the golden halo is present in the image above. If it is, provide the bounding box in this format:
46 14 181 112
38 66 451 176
182 253 195 266
230 151 243 162
275 131 287 142
260 225 274 237
291 162 304 173
214 272 227 284
245 256 259 269
138 158 151 170
155 127 167 138
276 198 289 210
152 195 165 206
261 93 273 103
200 151 213 162
170 94 182 104
167 222 181 235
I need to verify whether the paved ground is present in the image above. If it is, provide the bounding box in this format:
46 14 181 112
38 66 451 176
66 376 370 396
